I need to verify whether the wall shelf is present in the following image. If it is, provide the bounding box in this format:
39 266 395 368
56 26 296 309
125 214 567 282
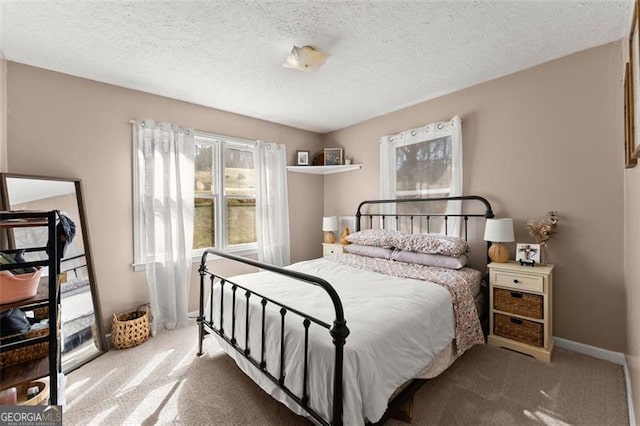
286 164 362 175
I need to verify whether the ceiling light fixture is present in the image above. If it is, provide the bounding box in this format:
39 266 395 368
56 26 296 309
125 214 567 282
282 45 326 72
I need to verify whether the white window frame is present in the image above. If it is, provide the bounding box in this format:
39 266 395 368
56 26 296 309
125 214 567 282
379 116 463 235
192 132 257 259
133 130 257 271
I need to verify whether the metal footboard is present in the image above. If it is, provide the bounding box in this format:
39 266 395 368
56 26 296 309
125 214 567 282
197 249 350 426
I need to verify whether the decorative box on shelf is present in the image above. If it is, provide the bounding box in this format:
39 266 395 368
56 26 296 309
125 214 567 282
487 261 555 362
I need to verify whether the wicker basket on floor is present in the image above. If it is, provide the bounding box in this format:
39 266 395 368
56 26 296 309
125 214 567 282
111 305 150 349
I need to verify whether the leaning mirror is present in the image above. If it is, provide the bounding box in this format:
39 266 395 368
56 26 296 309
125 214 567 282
0 173 106 372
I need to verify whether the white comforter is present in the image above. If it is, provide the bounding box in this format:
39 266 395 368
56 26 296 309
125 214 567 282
207 258 454 425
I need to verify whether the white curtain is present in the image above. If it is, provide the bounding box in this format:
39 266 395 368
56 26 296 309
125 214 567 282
379 115 463 236
134 120 194 335
255 140 290 266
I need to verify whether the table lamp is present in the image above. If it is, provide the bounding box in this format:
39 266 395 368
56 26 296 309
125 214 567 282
323 216 339 243
483 218 514 263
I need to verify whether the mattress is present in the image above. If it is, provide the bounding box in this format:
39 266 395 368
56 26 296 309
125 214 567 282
206 257 482 424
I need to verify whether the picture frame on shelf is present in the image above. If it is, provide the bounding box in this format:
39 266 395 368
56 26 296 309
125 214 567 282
324 148 343 166
296 150 310 166
516 243 541 266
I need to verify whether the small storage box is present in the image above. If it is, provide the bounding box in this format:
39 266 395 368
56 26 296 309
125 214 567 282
494 313 543 347
494 288 543 319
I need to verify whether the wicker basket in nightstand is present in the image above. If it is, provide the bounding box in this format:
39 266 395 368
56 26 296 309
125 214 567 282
493 288 543 319
494 313 543 347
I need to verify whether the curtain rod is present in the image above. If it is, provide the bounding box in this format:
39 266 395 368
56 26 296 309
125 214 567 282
130 120 281 148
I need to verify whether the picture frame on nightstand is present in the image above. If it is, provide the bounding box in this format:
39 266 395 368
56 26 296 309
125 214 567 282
516 243 540 266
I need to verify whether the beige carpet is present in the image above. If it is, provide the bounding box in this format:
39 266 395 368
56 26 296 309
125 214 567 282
64 321 629 425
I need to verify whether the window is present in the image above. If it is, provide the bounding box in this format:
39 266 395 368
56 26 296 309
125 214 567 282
394 136 453 198
133 130 257 269
380 116 462 235
193 133 257 253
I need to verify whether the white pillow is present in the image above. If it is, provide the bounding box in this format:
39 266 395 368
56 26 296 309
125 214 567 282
344 244 393 260
391 250 468 269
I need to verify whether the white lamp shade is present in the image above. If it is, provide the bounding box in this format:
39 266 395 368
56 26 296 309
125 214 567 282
322 216 339 231
484 218 515 242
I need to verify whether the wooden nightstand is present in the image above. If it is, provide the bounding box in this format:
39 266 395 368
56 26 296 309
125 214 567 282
322 243 345 257
487 261 554 362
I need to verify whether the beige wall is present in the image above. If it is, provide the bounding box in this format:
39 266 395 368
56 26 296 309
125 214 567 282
323 42 626 352
6 62 324 330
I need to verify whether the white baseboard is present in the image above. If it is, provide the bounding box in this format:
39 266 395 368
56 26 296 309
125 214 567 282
554 337 625 364
554 337 636 426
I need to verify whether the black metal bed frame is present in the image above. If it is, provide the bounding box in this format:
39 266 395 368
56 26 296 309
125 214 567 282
356 195 494 239
197 196 494 426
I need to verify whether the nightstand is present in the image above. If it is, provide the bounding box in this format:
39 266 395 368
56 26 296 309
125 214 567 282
322 243 345 257
487 261 554 362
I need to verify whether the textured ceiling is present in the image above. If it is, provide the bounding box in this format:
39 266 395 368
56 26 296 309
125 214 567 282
0 1 634 133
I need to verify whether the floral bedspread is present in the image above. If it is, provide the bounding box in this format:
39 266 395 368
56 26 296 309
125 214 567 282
326 253 484 355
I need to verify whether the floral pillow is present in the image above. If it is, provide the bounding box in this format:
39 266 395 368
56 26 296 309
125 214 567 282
345 229 403 248
395 233 470 257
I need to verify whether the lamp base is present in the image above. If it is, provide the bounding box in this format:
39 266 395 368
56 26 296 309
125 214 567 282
324 231 336 244
488 243 510 263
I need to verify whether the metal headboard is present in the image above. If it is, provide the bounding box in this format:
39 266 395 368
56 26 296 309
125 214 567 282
355 195 494 239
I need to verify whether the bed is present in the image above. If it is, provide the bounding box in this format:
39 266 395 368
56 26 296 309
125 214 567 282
197 196 494 425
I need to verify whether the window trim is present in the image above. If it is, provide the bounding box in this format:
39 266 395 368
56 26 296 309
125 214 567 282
132 129 257 271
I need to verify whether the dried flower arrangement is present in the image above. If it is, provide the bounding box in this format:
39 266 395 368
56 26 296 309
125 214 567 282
525 211 558 265
526 211 559 247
